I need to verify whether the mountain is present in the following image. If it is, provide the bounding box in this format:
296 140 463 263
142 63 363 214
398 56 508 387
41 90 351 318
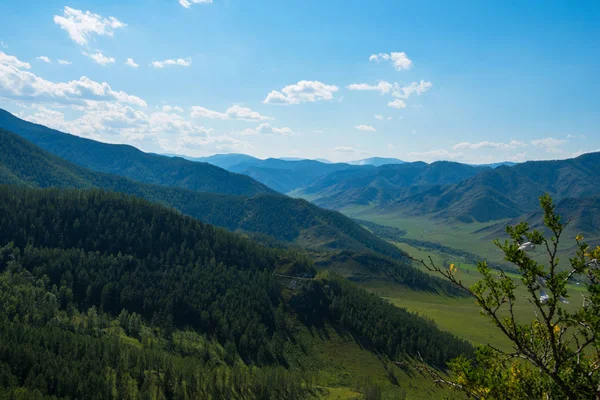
0 109 274 197
0 186 473 398
350 157 405 166
0 127 410 262
296 161 486 210
185 153 262 169
480 195 600 240
474 161 517 169
393 153 600 222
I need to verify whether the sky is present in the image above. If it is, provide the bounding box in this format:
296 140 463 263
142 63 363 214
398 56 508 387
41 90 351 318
0 0 598 164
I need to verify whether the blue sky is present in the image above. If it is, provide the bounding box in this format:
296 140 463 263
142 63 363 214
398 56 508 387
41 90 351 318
0 0 598 163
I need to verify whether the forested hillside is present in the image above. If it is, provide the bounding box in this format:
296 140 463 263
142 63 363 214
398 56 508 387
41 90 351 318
0 109 274 197
0 128 409 261
0 186 473 398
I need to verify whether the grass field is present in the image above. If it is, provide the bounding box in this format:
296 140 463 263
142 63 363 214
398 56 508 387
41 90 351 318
296 324 464 399
359 241 586 354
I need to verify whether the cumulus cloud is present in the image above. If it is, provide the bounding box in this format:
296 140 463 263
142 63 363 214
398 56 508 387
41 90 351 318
83 52 115 65
453 140 527 150
53 6 126 46
226 105 272 121
348 80 432 104
355 124 376 132
263 80 339 105
152 58 191 68
0 59 146 107
347 81 394 94
240 123 293 136
125 58 139 68
58 59 72 65
20 103 242 156
179 0 213 8
388 99 406 109
369 52 412 71
190 105 272 121
0 51 31 69
190 106 227 119
392 80 433 98
162 105 184 113
36 56 51 63
531 137 567 148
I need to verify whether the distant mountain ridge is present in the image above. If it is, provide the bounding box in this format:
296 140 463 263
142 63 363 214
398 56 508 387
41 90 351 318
349 157 405 166
294 161 487 209
0 126 410 261
0 109 274 197
391 154 600 222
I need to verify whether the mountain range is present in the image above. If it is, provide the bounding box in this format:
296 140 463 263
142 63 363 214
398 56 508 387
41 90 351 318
0 125 411 265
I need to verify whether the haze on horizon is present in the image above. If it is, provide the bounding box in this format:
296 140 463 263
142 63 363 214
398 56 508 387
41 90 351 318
0 0 598 164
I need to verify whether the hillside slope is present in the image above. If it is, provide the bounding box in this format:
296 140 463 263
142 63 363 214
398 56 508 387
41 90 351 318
0 186 474 398
480 195 600 240
0 109 274 197
0 127 411 262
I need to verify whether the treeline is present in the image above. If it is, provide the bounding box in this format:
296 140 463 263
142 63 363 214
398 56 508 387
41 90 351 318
353 219 408 241
313 251 465 296
289 274 474 368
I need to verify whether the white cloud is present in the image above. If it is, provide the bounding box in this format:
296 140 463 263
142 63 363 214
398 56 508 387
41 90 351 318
125 58 139 68
392 80 433 98
387 144 395 150
453 140 527 150
387 117 392 120
374 115 384 120
369 52 412 71
531 137 567 148
53 6 126 46
36 56 51 63
0 42 7 49
225 105 272 121
190 105 272 121
567 134 587 139
83 52 115 65
0 51 31 69
179 0 213 8
347 81 394 94
0 62 146 107
152 58 191 68
388 99 406 109
20 103 240 156
162 105 184 113
58 59 72 65
240 123 293 136
355 124 376 132
263 80 339 105
190 106 227 119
